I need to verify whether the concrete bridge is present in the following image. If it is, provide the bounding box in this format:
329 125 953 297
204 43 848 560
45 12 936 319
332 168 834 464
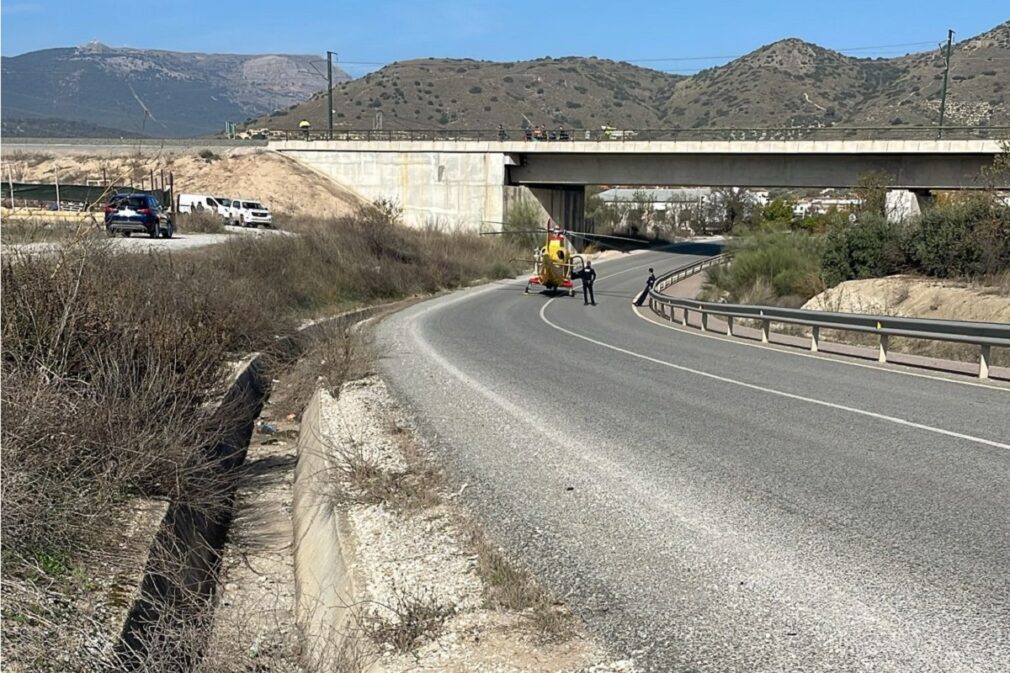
269 138 1007 231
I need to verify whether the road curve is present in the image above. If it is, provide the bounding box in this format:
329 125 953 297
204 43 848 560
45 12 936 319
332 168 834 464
375 245 1010 673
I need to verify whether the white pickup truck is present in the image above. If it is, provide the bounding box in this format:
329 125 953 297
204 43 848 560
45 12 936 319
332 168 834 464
231 199 273 228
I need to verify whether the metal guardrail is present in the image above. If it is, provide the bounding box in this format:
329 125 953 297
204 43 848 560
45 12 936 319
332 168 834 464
273 126 1010 143
648 256 1010 379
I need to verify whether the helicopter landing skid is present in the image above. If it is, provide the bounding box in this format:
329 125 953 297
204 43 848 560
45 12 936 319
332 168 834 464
525 277 575 297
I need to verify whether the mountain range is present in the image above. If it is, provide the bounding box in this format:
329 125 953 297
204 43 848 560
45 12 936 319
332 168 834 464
2 22 1007 138
1 42 349 137
257 20 1009 132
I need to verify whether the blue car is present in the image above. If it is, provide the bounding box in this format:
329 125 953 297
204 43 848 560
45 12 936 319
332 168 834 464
105 193 174 238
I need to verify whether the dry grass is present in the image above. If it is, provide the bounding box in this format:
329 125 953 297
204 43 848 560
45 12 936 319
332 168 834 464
463 522 575 643
1 217 102 245
324 424 444 513
269 324 375 419
1 208 523 671
359 585 454 654
176 210 226 234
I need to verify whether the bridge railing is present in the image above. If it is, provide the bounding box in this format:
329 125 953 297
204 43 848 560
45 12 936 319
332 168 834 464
648 255 1010 380
272 126 1010 143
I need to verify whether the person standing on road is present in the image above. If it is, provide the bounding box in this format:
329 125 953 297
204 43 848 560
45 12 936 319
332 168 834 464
634 268 656 306
574 261 597 305
299 119 311 140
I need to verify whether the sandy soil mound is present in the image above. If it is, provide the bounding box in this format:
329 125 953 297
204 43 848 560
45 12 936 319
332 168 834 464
803 274 1010 323
2 149 368 220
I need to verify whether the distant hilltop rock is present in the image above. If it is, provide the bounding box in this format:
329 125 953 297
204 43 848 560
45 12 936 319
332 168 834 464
0 45 350 137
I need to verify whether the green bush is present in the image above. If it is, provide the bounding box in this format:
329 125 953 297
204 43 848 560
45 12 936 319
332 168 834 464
909 199 1010 278
705 230 824 305
821 214 909 286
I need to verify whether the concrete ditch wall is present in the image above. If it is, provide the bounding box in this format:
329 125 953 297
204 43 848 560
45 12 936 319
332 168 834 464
116 353 268 670
291 389 355 668
112 305 387 671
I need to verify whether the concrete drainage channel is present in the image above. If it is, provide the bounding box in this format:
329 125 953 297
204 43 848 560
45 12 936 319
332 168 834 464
110 298 634 672
111 306 385 671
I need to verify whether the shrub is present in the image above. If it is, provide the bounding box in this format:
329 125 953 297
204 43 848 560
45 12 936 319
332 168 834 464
504 196 544 249
705 230 824 304
198 149 220 161
821 214 909 286
909 198 1010 277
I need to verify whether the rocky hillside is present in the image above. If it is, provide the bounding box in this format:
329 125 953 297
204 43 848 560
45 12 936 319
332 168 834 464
262 56 681 131
0 42 350 137
259 21 1009 132
852 22 1010 126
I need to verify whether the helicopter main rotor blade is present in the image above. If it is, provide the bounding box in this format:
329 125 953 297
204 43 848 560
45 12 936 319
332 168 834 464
479 229 550 236
564 231 650 244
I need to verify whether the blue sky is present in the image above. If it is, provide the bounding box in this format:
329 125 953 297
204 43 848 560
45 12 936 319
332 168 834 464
2 1 1007 77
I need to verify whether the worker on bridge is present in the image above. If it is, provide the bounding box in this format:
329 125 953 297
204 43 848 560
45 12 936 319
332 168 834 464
299 119 311 140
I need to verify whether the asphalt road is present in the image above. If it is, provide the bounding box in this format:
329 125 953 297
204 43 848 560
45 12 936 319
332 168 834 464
376 244 1010 673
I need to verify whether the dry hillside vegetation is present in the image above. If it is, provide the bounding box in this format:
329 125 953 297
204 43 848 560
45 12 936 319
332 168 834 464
1 150 367 221
256 21 1009 131
1 213 523 671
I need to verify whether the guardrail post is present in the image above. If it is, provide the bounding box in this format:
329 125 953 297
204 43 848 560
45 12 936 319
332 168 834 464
760 313 770 343
878 334 889 363
810 326 819 352
682 308 690 327
726 316 733 337
979 344 991 380
700 307 708 332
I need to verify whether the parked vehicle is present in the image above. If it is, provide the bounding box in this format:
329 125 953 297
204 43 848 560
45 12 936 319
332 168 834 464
212 196 241 225
177 193 238 224
232 199 273 228
105 193 173 238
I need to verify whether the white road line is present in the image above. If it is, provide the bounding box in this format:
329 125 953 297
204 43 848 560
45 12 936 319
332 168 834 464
540 300 1010 452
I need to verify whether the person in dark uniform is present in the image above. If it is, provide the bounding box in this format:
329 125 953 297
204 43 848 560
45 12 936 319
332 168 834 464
574 260 597 305
634 268 656 306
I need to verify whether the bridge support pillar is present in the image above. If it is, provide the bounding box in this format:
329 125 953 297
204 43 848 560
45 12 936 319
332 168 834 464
529 185 587 241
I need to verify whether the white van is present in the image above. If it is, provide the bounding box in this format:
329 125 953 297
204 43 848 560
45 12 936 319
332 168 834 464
177 194 237 224
231 199 273 228
212 196 242 226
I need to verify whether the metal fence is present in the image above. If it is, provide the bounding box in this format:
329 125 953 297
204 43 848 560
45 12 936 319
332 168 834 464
648 255 1010 380
272 125 1010 143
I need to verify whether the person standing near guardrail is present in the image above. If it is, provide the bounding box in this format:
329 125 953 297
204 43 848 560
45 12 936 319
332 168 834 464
634 268 656 306
573 260 597 305
299 118 311 140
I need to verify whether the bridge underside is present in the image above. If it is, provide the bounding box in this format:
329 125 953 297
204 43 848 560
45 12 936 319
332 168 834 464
271 140 1006 234
507 153 999 190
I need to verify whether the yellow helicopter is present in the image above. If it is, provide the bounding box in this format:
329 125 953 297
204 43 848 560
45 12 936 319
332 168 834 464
522 223 583 296
483 219 644 296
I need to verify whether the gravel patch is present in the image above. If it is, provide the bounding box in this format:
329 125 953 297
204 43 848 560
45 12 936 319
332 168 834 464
318 376 637 672
349 503 483 618
320 378 409 474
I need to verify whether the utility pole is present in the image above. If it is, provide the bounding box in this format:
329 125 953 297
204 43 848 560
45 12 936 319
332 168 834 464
327 51 336 140
937 29 954 139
